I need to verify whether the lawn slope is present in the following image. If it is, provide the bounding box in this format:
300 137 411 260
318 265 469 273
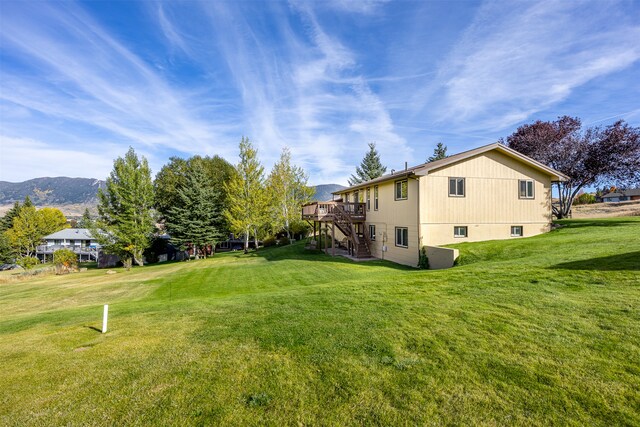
1 218 639 426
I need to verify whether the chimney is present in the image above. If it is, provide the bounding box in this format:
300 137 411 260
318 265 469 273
405 161 408 171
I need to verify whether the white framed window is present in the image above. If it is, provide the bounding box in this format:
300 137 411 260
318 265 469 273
454 226 468 238
519 180 535 199
511 226 523 237
369 224 376 241
366 187 371 211
395 227 408 247
395 180 408 200
374 186 379 210
449 177 465 197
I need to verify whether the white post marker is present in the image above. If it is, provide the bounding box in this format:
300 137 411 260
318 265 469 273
102 304 109 333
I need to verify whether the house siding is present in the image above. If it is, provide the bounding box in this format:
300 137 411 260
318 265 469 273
339 178 419 267
419 150 552 246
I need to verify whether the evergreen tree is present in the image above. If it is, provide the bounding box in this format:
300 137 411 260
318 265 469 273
266 147 314 239
93 147 155 267
427 142 448 162
224 137 266 253
165 166 223 259
0 232 14 263
77 208 93 228
348 143 387 186
0 201 22 232
154 155 235 230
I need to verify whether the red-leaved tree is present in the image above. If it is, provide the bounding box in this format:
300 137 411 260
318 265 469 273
504 116 640 219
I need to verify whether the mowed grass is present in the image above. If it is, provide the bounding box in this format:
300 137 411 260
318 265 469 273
1 218 639 426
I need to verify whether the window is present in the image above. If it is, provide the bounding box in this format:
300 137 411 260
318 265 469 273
354 191 359 203
369 224 376 241
374 186 379 210
519 180 534 199
366 187 371 211
454 226 468 238
395 179 408 200
449 177 465 197
511 226 523 237
395 227 408 247
345 193 350 202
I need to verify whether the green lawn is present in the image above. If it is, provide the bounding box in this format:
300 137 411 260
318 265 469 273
1 218 639 426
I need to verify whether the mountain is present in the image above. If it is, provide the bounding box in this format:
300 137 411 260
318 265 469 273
312 184 346 202
0 177 105 205
0 177 343 210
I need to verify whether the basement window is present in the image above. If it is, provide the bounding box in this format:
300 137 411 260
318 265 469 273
395 227 408 247
454 226 468 238
511 226 523 237
449 177 465 197
519 180 535 199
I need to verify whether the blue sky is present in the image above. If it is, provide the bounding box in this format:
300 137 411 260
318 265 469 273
1 0 639 185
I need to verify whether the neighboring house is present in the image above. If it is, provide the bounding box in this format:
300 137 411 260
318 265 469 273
302 142 567 268
601 189 640 202
36 228 100 262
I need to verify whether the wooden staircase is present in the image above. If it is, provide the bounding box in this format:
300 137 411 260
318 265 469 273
332 204 372 258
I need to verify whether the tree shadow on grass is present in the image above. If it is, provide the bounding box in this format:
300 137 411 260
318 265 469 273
232 243 413 271
550 251 640 271
554 218 640 229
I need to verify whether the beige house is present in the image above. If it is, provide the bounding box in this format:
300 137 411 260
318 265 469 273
302 143 567 268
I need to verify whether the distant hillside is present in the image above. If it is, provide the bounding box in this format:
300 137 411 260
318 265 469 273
0 177 105 205
312 184 346 202
0 178 343 211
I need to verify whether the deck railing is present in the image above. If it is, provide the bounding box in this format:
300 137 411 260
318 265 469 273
301 202 366 221
36 244 99 254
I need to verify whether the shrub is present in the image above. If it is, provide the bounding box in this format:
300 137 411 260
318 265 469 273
278 236 290 246
53 249 78 274
263 236 277 247
574 193 596 205
17 256 39 270
418 247 429 269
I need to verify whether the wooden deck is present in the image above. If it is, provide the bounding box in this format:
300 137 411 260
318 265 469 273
302 202 366 222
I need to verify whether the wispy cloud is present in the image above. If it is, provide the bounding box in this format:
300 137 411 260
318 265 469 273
426 0 640 131
1 0 638 185
0 2 236 160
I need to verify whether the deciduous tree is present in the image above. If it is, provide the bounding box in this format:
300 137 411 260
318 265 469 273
348 143 387 186
266 147 313 239
93 147 155 267
505 116 640 218
224 137 266 253
4 205 68 259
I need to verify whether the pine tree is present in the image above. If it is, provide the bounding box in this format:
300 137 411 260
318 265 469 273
427 142 448 162
0 201 22 232
348 143 387 186
165 166 223 259
224 137 266 253
78 208 93 228
93 147 155 267
266 147 314 239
